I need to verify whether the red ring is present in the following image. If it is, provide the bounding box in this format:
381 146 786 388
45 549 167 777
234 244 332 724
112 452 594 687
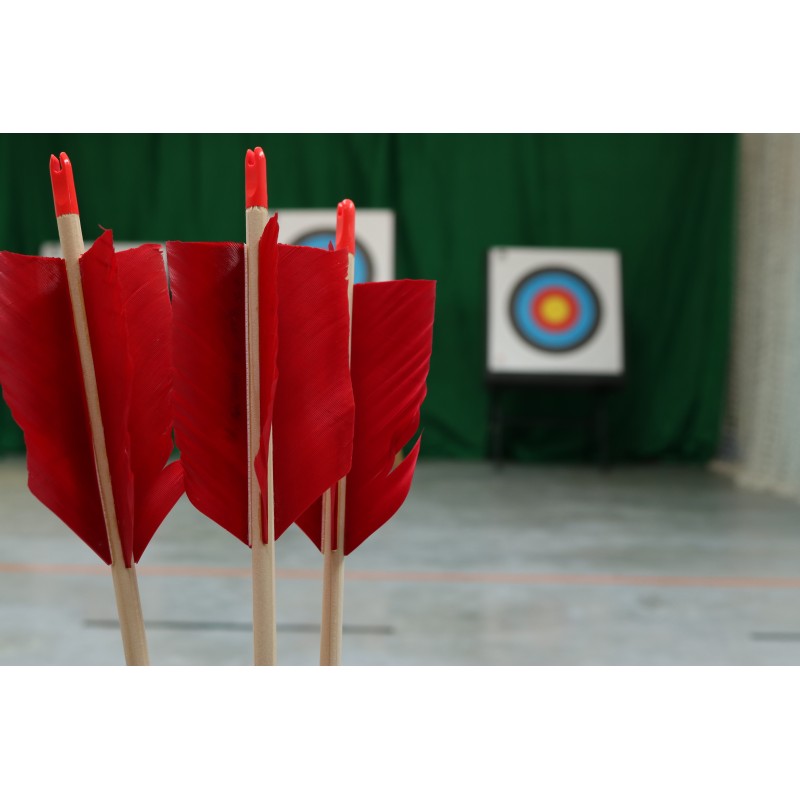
531 289 578 332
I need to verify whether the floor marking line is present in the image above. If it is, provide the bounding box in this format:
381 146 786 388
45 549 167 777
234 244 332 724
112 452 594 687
2 561 800 588
84 619 395 635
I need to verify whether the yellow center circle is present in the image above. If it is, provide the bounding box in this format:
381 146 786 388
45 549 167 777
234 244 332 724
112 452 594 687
540 294 571 325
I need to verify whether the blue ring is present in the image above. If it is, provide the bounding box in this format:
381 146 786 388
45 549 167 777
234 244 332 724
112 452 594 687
509 268 601 352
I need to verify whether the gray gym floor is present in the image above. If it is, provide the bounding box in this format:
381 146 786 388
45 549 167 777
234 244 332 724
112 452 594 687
1 456 800 665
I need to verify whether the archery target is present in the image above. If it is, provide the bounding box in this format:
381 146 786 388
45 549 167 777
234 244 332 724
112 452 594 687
273 209 395 283
487 248 624 378
510 267 601 352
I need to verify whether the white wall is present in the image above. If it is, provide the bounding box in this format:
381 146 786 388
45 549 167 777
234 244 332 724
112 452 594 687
714 134 800 499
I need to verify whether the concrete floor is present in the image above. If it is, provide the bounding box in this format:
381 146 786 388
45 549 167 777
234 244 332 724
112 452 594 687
2 456 800 665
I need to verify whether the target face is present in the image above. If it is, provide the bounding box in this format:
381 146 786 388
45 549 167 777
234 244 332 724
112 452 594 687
510 267 601 352
487 247 624 379
273 209 395 283
292 230 373 284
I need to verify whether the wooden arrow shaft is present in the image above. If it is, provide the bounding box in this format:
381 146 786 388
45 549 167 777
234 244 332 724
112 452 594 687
320 487 343 665
320 250 355 666
245 205 276 666
56 213 149 666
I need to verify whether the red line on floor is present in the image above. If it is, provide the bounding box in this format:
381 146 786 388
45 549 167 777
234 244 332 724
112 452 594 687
1 561 800 588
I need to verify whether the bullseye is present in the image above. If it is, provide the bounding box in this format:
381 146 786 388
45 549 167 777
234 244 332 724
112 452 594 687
532 289 577 331
510 267 601 352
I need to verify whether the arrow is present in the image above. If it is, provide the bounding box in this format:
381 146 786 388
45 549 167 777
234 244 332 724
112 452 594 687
318 199 355 666
167 147 354 665
296 200 435 664
244 147 277 665
0 152 184 664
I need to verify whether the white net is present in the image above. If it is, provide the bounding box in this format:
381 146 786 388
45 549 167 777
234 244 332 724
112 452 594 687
713 134 800 499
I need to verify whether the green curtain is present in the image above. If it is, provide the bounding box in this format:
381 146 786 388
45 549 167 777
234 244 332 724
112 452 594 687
0 133 737 461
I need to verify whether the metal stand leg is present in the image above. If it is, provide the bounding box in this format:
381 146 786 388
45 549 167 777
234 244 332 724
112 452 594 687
490 387 505 470
594 388 611 469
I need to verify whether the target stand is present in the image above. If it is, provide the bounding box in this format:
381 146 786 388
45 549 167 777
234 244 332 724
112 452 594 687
486 247 625 466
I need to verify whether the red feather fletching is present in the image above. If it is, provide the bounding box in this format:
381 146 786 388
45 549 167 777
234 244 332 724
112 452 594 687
297 279 435 555
0 250 108 560
257 216 280 471
0 231 184 565
168 216 354 546
255 240 354 540
167 239 250 544
115 243 185 561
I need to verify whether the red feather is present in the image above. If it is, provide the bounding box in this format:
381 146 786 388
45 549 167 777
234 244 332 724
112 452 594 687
0 232 184 565
79 232 136 562
115 244 185 561
168 239 250 544
168 218 354 545
257 216 280 478
0 250 109 561
255 241 354 540
167 216 279 546
297 279 435 555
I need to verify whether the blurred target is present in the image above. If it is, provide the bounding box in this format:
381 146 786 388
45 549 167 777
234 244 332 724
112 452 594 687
292 230 373 284
486 247 623 379
510 267 601 352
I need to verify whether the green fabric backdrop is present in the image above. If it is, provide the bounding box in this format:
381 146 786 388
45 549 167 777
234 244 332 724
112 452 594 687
0 133 737 461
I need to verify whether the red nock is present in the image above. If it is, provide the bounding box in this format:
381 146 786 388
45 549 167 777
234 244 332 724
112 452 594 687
49 152 79 217
245 147 268 209
335 199 356 255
